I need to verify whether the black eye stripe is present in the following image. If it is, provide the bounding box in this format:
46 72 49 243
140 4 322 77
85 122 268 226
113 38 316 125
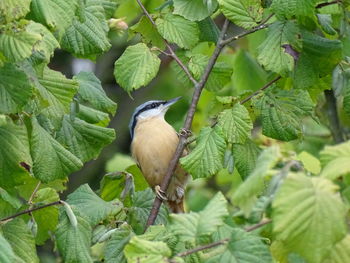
130 100 166 139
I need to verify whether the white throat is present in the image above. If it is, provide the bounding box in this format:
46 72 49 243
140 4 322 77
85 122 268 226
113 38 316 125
137 107 167 120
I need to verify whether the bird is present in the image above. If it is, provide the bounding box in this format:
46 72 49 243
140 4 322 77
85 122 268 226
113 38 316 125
129 97 188 213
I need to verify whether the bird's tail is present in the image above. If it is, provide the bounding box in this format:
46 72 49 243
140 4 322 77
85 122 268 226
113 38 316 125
167 199 185 213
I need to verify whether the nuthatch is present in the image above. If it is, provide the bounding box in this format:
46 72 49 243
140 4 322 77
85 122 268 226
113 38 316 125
129 97 188 213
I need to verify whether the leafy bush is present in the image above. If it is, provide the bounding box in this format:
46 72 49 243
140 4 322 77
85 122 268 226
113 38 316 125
1 0 350 262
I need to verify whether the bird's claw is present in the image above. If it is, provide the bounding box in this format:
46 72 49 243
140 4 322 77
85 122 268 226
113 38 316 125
155 185 168 201
179 128 192 137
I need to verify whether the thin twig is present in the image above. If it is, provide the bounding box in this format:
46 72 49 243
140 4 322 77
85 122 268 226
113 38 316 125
175 219 271 258
145 19 230 230
245 219 272 232
176 238 229 257
28 182 41 205
316 0 341 9
324 90 344 143
240 76 281 104
0 201 63 223
221 24 269 46
136 0 198 85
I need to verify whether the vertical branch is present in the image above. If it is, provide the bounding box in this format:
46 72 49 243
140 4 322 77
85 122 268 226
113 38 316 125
135 0 198 86
145 19 230 229
324 90 344 143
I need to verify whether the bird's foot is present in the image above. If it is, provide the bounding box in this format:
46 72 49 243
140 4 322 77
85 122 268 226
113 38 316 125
179 128 192 137
155 185 168 201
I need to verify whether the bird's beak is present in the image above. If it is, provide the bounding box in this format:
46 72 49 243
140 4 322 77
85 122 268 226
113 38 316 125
164 97 181 108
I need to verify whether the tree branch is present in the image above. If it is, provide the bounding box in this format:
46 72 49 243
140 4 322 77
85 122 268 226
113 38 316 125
240 76 281 104
316 0 341 9
174 218 272 258
221 13 274 46
0 200 63 223
145 19 230 230
324 89 344 143
245 218 272 232
135 0 198 86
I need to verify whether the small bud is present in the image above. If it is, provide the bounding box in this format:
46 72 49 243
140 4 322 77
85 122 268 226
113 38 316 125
61 201 78 228
108 18 128 31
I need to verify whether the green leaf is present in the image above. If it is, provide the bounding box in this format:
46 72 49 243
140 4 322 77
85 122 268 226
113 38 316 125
197 17 220 43
181 127 226 179
0 24 42 62
128 189 168 233
30 117 83 182
272 174 347 263
218 103 253 144
76 104 110 126
253 88 314 141
1 219 39 263
74 71 117 114
170 192 228 242
30 0 78 36
170 50 193 87
100 171 134 202
218 0 263 29
0 63 33 114
32 188 59 245
114 43 161 92
56 208 93 263
26 21 60 61
317 14 337 35
189 54 233 92
0 187 21 210
124 236 171 263
66 184 123 225
297 151 321 174
173 0 218 21
0 0 31 22
0 119 32 188
100 0 118 19
232 140 261 179
57 115 115 162
207 225 273 263
319 141 350 180
271 0 317 21
0 234 15 263
294 32 342 89
323 235 350 263
36 66 78 125
232 146 280 216
130 16 165 49
104 224 134 263
61 0 111 57
156 14 199 49
257 21 300 75
232 49 267 92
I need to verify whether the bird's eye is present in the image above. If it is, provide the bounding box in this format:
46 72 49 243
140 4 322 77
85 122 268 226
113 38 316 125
151 103 156 108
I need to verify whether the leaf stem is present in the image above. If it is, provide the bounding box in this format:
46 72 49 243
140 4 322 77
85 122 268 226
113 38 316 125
28 181 41 206
240 76 281 104
135 0 198 85
0 200 63 223
144 19 230 230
